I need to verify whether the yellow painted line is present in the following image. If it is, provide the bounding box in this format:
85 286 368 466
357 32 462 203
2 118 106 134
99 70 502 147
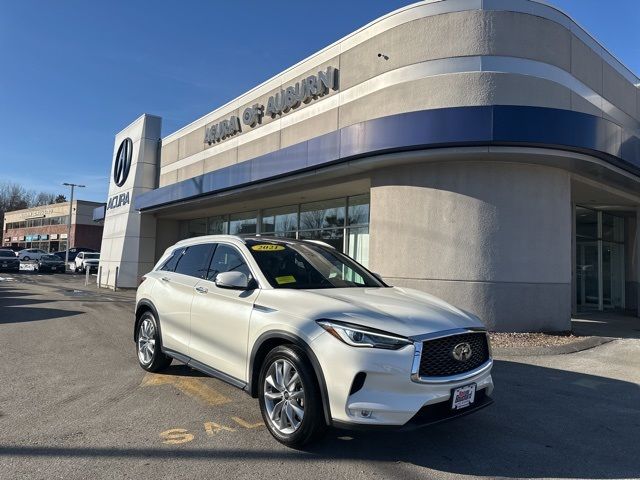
204 421 236 435
142 373 231 406
159 428 194 445
231 416 264 429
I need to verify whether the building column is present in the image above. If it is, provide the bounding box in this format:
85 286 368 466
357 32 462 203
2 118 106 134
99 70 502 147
369 161 572 332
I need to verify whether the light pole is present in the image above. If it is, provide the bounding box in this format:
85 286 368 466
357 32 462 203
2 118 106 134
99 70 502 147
62 182 85 270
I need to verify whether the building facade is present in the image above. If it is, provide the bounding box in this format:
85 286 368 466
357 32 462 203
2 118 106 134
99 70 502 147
3 200 105 253
98 0 640 332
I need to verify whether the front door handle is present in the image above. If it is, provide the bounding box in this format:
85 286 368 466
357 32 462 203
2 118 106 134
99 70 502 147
161 276 170 282
194 286 208 294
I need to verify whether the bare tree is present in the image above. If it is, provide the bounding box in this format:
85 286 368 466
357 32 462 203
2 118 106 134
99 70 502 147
34 192 56 206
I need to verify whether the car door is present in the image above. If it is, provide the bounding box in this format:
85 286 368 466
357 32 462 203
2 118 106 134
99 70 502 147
189 243 259 382
151 243 215 354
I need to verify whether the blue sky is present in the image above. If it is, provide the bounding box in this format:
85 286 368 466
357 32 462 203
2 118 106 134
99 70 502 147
0 0 638 202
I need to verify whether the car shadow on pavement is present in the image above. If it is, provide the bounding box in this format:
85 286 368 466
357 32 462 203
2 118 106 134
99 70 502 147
0 360 637 479
0 286 83 324
308 358 640 479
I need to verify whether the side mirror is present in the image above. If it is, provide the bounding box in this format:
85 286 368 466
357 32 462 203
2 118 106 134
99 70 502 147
215 271 249 290
372 272 384 283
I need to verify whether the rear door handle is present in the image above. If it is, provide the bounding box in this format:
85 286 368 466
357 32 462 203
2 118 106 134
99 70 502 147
161 277 170 282
194 286 208 294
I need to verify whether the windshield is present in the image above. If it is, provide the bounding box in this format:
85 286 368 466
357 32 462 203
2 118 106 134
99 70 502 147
84 253 100 259
246 239 385 289
0 250 15 257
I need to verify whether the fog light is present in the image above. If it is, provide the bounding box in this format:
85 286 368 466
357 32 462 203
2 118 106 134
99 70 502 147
360 410 372 418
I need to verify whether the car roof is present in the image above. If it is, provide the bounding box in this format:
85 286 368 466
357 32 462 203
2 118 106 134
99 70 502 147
172 234 333 249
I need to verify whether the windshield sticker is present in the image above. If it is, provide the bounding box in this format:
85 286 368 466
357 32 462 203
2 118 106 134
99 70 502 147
251 244 285 251
275 275 296 285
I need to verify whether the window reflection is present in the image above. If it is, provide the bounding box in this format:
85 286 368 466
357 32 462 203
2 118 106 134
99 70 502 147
177 194 370 264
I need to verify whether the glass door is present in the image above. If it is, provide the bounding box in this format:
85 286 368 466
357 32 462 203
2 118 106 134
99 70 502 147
575 207 625 311
576 241 599 309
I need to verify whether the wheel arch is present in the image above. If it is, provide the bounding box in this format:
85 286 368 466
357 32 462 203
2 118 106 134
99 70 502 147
134 299 163 344
249 330 332 425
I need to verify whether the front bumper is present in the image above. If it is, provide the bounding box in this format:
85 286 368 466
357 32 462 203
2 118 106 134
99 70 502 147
311 331 494 427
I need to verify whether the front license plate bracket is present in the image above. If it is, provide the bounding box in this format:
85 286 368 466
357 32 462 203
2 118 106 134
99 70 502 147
451 383 476 410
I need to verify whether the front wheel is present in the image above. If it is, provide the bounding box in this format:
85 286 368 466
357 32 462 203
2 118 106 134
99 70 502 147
258 345 326 447
136 312 172 372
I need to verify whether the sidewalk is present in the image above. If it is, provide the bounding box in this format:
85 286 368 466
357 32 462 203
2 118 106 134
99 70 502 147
493 311 639 356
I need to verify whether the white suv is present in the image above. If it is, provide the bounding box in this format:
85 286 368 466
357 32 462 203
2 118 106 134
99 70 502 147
74 251 100 273
135 235 494 446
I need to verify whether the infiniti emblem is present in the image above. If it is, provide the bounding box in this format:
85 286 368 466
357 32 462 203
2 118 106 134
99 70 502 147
113 137 133 187
452 342 472 362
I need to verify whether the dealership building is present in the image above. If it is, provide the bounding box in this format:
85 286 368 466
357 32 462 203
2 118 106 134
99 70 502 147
3 200 104 253
97 0 640 332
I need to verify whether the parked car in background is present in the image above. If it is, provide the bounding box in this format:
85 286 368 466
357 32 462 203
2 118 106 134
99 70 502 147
52 247 97 262
1 246 21 256
18 248 47 261
0 249 20 272
74 252 100 273
36 254 66 273
135 235 494 447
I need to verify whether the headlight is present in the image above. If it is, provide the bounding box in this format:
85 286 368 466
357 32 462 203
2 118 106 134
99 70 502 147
316 319 411 350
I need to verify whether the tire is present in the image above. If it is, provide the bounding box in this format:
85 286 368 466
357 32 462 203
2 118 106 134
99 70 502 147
23 256 30 261
136 311 172 372
258 345 326 448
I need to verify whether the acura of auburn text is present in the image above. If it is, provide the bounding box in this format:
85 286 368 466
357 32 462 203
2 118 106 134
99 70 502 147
134 235 494 446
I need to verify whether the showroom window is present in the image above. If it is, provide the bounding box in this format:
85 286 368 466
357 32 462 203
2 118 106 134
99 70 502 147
229 211 258 235
177 194 370 265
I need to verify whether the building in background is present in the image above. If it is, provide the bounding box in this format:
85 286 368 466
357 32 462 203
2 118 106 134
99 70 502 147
3 200 105 253
97 0 640 332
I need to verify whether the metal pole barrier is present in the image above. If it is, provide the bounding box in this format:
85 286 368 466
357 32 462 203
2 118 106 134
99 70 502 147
97 266 102 289
114 266 119 292
85 265 90 286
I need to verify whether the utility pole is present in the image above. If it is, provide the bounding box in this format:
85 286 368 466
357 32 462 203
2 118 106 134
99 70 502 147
62 182 85 270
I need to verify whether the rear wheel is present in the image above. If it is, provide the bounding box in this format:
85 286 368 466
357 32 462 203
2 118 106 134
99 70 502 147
258 345 326 447
136 312 172 372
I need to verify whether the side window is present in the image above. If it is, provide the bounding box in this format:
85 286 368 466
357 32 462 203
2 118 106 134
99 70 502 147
174 243 215 278
207 244 252 281
159 248 183 272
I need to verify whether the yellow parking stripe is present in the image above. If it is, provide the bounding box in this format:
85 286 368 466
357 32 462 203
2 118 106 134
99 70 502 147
141 373 231 406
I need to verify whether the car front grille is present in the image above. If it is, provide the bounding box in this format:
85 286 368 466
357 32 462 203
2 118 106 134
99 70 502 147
418 332 490 378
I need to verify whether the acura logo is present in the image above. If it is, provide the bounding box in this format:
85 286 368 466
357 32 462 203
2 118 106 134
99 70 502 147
113 138 133 187
452 342 472 362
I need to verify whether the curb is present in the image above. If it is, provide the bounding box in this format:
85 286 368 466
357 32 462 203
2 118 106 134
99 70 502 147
492 336 616 357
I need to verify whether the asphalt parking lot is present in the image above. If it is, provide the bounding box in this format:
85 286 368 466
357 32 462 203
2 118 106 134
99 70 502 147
0 272 639 480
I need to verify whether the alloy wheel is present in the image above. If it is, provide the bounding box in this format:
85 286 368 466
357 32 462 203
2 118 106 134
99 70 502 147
263 359 305 434
137 318 156 365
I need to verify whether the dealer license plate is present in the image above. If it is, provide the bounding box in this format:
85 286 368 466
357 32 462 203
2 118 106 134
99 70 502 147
1 263 7 267
51 267 57 271
451 383 476 410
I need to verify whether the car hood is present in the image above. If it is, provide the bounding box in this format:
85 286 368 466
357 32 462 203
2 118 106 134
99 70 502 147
258 286 484 338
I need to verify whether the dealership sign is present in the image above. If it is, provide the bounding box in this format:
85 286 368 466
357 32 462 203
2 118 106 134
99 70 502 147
107 137 133 211
204 66 339 145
